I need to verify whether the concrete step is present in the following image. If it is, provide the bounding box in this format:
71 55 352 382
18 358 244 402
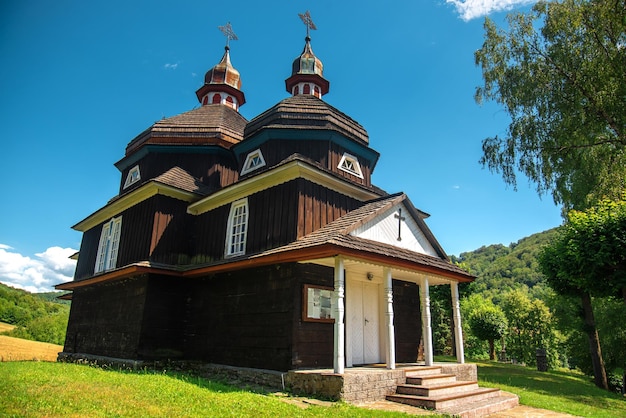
386 387 501 410
406 373 457 387
440 391 520 418
396 381 479 397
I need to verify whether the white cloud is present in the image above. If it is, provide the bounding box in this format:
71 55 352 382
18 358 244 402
164 62 179 70
0 244 77 293
446 0 537 21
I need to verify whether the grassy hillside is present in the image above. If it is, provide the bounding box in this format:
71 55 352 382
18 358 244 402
451 229 558 297
0 283 69 345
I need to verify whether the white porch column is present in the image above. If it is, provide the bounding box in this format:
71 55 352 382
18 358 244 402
420 277 433 366
451 282 465 364
333 256 345 374
383 267 395 370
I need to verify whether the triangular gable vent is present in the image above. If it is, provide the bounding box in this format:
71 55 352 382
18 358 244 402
349 203 438 256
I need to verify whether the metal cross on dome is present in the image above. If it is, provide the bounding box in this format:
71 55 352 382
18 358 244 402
298 10 317 37
218 22 238 47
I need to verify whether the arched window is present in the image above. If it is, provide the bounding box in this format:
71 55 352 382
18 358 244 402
294 85 299 95
314 86 321 98
202 96 208 105
225 96 234 108
212 94 221 104
303 84 311 95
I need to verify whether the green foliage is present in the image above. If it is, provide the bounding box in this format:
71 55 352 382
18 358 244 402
468 303 507 360
0 283 70 345
475 0 626 210
452 229 558 300
469 306 507 343
540 197 626 298
500 289 561 368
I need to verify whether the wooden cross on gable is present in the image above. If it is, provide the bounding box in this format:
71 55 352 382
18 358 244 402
394 208 405 241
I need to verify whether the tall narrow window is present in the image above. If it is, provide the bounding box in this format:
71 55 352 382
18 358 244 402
337 153 364 178
95 216 122 273
212 94 221 104
240 149 266 175
123 165 141 189
225 199 248 257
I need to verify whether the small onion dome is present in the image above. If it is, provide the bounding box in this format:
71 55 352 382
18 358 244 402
285 36 329 98
196 46 246 110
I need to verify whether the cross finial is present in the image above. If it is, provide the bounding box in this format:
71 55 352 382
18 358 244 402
394 208 406 241
218 22 238 48
298 11 317 38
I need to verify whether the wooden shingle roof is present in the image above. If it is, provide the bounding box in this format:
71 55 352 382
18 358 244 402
244 95 369 145
125 104 248 154
153 166 212 196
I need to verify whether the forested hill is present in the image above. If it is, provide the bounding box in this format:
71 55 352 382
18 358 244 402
0 283 70 345
450 228 558 295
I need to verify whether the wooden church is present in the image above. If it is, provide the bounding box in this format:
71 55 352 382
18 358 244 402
57 16 473 375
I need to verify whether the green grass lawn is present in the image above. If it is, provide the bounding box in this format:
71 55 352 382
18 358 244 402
475 360 626 417
0 362 418 418
2 360 625 417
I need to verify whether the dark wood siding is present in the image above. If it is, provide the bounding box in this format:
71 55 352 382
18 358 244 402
119 151 239 195
244 139 372 187
147 195 194 265
74 195 193 281
191 205 230 264
393 280 422 363
63 276 148 359
73 227 103 281
291 263 334 369
296 178 361 238
246 180 299 254
183 264 296 371
137 275 189 359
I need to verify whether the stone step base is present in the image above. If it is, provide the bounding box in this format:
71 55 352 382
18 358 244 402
396 380 479 397
440 391 520 418
387 387 501 410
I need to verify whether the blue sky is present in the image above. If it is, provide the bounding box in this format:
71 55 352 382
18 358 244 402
0 0 561 292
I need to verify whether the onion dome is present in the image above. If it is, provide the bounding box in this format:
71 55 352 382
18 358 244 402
285 36 330 98
196 46 246 110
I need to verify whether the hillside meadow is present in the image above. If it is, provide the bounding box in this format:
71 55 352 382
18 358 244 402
0 334 62 362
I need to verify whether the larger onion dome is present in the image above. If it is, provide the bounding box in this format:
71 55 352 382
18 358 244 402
285 35 330 98
196 46 246 111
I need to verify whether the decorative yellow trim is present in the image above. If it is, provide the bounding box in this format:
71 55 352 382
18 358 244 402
188 160 379 215
73 183 199 232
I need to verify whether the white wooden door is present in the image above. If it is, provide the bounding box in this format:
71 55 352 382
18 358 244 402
348 281 381 365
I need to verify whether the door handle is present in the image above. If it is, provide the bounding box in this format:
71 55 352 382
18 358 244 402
364 318 369 324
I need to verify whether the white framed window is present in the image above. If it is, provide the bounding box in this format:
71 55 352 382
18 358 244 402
95 216 122 273
225 198 248 257
337 153 364 178
123 165 141 189
240 149 266 175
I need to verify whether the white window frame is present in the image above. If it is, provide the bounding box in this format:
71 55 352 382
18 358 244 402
95 216 122 273
240 149 266 175
337 153 364 179
225 198 249 257
123 165 141 189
